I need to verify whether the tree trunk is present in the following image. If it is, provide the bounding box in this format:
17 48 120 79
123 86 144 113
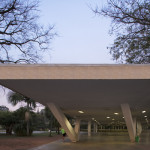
57 126 60 134
49 116 53 137
27 120 29 136
26 103 30 136
6 125 13 135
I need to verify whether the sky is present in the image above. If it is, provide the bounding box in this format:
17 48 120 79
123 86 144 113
0 0 116 111
40 0 116 64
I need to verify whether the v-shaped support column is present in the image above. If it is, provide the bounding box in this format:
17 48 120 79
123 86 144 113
121 103 136 142
47 103 77 142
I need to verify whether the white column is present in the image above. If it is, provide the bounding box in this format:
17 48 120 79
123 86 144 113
137 121 142 136
133 118 137 136
93 122 96 133
88 121 91 137
47 103 77 142
93 123 98 133
95 123 98 133
74 119 80 141
121 103 136 142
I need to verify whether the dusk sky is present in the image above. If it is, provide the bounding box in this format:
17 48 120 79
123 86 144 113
0 0 116 111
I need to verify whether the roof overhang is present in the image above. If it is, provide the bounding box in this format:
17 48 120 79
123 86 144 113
0 64 150 125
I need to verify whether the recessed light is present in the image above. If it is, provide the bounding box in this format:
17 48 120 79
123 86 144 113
106 117 110 119
123 117 124 118
114 113 119 115
78 111 84 113
142 111 146 113
144 116 147 118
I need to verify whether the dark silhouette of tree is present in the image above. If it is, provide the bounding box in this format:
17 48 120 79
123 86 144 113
93 0 150 63
8 92 36 136
0 0 55 64
0 111 16 135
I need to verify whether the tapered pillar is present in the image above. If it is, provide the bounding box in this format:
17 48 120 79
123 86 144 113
133 118 137 136
93 123 98 133
121 104 136 142
47 103 77 142
95 123 98 133
88 121 91 137
74 119 80 141
137 121 142 136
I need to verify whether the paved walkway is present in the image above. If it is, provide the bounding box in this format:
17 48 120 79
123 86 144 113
29 131 150 150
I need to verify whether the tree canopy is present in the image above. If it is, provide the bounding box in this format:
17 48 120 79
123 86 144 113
0 0 55 64
8 91 37 136
0 111 16 135
8 92 36 109
94 0 150 63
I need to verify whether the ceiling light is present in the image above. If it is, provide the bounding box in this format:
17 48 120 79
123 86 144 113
122 117 124 118
142 111 146 113
106 117 110 119
78 111 84 114
114 113 119 115
144 116 147 118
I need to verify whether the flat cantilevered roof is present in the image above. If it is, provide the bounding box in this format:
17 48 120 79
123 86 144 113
0 64 150 124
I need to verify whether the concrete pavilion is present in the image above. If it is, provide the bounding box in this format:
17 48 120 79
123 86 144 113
0 64 150 142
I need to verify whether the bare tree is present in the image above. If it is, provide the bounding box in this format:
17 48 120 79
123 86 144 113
0 0 55 64
93 0 150 64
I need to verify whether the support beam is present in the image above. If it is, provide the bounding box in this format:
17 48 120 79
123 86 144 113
93 123 97 133
95 123 98 133
74 119 81 141
88 121 91 137
93 123 96 133
137 121 142 136
47 103 77 142
133 118 137 136
121 104 136 142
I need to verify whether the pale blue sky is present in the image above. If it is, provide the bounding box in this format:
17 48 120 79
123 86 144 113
1 0 116 111
40 0 116 64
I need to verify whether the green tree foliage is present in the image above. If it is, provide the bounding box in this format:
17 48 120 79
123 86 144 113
94 0 150 63
13 107 33 136
32 112 47 131
0 0 55 64
8 92 36 136
13 107 47 136
0 111 16 135
8 92 36 109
